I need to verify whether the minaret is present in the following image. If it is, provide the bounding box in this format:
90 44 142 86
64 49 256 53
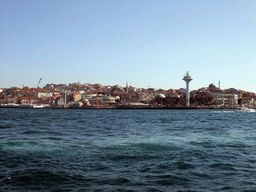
64 91 67 105
183 72 193 106
218 80 220 89
126 81 128 93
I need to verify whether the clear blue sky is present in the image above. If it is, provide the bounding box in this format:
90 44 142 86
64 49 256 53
1 0 256 92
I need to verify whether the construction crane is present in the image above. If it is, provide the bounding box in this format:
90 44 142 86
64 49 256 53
37 78 42 88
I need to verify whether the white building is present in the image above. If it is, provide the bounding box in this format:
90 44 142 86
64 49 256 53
210 93 238 106
81 92 97 100
31 92 53 98
102 96 116 104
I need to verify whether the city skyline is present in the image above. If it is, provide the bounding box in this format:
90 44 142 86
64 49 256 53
1 0 256 92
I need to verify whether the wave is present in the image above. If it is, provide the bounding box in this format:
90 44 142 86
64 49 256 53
21 130 41 135
104 142 183 152
0 141 80 156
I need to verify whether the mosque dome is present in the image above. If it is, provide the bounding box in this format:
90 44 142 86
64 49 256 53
155 94 166 99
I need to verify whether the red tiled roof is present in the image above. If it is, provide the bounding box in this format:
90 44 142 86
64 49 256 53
73 92 80 95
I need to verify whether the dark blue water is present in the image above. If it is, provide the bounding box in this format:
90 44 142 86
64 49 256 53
1 108 256 191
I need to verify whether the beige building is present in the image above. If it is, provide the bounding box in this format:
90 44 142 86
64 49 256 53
73 92 81 102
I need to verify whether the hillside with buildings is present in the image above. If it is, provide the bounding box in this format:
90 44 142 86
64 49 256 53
0 82 255 109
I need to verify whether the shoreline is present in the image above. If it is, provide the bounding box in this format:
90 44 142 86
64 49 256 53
0 106 252 110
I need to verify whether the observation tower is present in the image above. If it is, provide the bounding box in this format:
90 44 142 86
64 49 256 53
183 72 193 106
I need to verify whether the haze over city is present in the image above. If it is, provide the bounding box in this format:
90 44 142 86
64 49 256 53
1 0 256 92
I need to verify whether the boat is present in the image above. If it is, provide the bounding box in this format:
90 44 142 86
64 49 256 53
235 106 255 113
33 104 50 108
19 104 34 108
32 105 44 108
5 103 19 108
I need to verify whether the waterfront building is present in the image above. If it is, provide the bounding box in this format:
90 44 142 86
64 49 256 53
210 93 238 106
242 98 255 107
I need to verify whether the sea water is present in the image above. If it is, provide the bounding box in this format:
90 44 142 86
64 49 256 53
0 108 256 191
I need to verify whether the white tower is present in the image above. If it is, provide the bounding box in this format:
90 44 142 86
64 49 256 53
183 72 193 107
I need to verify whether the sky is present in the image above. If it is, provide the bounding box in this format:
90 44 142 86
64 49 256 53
0 0 256 92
